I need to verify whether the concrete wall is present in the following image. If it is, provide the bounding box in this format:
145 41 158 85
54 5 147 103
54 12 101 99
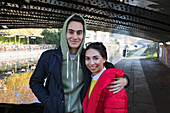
159 45 170 68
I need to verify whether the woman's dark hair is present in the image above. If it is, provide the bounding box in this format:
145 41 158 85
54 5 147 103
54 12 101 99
85 42 115 69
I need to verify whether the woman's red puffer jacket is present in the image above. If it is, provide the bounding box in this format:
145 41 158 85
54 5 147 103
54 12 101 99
82 68 127 113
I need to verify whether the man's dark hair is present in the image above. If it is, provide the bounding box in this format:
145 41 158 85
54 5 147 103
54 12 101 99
68 15 84 25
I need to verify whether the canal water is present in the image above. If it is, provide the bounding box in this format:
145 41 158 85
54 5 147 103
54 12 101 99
0 50 44 104
0 57 40 104
0 71 39 104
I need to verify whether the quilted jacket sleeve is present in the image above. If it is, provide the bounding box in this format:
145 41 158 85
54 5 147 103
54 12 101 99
103 88 127 113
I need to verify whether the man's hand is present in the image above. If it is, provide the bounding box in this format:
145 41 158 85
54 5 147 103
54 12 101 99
107 77 127 94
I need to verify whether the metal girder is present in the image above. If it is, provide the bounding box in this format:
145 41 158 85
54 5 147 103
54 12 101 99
0 0 170 42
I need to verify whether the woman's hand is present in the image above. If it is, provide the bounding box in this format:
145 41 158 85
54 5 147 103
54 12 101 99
107 77 127 94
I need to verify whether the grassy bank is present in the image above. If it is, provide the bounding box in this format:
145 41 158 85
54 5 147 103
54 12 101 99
144 47 158 60
127 49 138 57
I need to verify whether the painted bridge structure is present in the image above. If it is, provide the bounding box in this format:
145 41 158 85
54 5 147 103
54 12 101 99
0 0 170 42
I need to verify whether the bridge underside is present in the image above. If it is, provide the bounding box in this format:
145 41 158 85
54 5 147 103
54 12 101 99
0 0 170 42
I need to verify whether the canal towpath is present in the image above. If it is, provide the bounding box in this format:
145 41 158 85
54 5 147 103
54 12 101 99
115 47 170 113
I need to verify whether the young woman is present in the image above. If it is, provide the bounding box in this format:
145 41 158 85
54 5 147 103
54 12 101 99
82 42 127 113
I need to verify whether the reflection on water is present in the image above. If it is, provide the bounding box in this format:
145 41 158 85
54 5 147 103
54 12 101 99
0 71 39 104
0 58 38 73
0 49 48 104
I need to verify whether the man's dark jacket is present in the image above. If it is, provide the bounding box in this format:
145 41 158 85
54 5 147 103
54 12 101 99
29 47 91 113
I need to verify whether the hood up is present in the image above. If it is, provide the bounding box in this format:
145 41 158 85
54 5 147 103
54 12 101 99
60 13 86 60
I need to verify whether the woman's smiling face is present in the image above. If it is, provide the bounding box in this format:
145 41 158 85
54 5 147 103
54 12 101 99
85 49 106 76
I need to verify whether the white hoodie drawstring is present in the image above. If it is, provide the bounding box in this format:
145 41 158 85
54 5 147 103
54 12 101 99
67 51 69 79
77 54 80 83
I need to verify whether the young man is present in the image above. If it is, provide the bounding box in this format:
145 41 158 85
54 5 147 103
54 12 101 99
29 13 129 113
